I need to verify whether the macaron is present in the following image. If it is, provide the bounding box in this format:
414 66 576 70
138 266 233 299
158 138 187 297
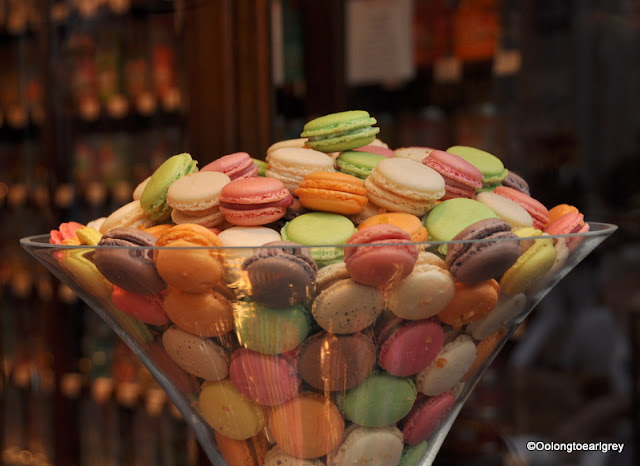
264 446 324 465
163 287 234 337
446 145 508 187
422 149 483 199
445 218 521 284
547 203 580 224
281 212 357 266
311 278 384 334
340 371 417 427
59 248 113 300
253 158 268 176
499 227 557 296
132 176 150 200
201 151 259 180
385 252 456 320
336 150 386 179
437 280 500 329
99 200 154 233
219 176 294 226
399 441 429 465
265 137 308 162
301 110 380 153
415 335 477 396
358 212 428 242
475 191 534 229
199 379 266 440
49 221 84 244
501 170 530 195
234 301 311 354
461 329 505 382
365 158 445 216
344 224 419 288
111 285 168 326
315 261 351 293
266 147 335 192
162 325 229 380
493 186 550 230
466 293 527 340
268 392 345 459
215 431 269 466
297 331 376 391
166 171 231 228
241 241 317 308
377 316 445 377
140 152 198 221
228 348 300 406
544 210 589 236
400 391 456 446
295 171 368 215
424 198 499 244
94 227 166 295
218 225 282 282
327 425 404 466
393 146 436 163
153 224 226 293
353 143 395 157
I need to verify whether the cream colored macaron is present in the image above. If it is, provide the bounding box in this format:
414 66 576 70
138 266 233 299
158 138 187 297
162 326 229 381
266 147 335 193
475 191 533 229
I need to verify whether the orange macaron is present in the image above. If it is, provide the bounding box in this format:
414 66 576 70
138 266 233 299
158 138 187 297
358 212 428 242
295 171 368 215
437 279 500 329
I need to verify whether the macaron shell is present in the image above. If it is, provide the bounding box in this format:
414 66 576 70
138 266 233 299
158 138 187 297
163 287 234 337
264 446 325 465
544 211 584 235
327 425 404 466
461 329 505 382
398 441 429 465
401 391 456 446
358 212 428 242
301 111 379 153
215 431 269 466
268 392 345 459
282 212 357 246
424 198 499 243
166 171 231 212
99 200 154 233
437 280 500 329
111 286 168 325
295 171 368 215
297 331 376 391
266 147 335 191
336 150 386 179
423 149 483 192
415 335 477 396
266 138 308 161
199 379 266 440
378 319 445 377
386 252 456 320
162 325 229 380
340 372 417 427
393 146 436 162
202 152 258 180
447 146 507 185
475 191 533 229
312 279 384 334
229 348 300 406
493 186 549 229
466 293 527 340
234 302 310 354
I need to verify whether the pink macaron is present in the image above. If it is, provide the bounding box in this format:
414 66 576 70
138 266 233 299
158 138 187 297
353 144 395 158
202 152 259 180
493 186 550 230
219 177 294 226
228 348 300 406
50 221 85 244
401 391 456 445
344 224 419 288
377 316 445 377
422 150 482 199
544 211 590 251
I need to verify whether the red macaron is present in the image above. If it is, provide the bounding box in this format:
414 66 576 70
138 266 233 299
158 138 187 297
219 177 294 226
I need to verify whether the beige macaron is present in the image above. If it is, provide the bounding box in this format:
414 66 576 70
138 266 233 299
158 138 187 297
266 138 308 162
386 252 456 320
99 200 154 233
162 325 229 381
475 191 533 229
167 171 231 228
266 147 335 193
416 334 477 396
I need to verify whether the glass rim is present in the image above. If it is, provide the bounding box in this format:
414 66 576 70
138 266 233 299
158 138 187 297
20 222 618 251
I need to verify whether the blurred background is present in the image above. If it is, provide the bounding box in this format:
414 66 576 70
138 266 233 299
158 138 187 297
1 0 638 465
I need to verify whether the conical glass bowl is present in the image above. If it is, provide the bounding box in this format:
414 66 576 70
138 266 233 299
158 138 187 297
21 222 616 465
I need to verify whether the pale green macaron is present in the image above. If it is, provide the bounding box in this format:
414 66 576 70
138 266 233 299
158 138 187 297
336 150 386 179
399 441 429 466
140 152 198 221
281 212 357 266
301 110 380 153
447 145 508 186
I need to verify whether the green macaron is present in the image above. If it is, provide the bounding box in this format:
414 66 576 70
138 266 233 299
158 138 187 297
281 212 357 266
234 300 311 354
301 110 380 153
339 372 417 427
399 441 429 466
140 153 198 221
252 158 269 176
336 150 386 179
447 145 508 186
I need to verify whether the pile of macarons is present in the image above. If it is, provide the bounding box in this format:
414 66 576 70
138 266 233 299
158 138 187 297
50 110 592 466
